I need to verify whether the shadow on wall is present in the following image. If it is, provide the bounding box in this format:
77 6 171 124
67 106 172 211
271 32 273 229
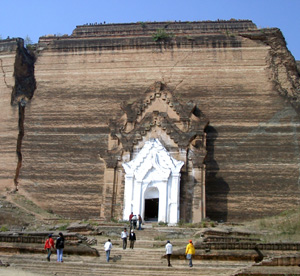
204 125 230 222
179 172 197 223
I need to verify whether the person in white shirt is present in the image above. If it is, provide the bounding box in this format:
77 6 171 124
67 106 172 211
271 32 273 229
121 228 128 249
165 240 173 267
131 215 137 229
104 239 112 262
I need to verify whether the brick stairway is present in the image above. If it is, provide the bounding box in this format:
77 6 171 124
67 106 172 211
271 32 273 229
2 225 299 276
0 226 252 276
0 250 250 276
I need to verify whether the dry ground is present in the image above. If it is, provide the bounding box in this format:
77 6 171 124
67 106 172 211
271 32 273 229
1 190 300 242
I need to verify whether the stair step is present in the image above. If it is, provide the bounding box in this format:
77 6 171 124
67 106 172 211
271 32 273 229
0 252 252 276
0 225 267 276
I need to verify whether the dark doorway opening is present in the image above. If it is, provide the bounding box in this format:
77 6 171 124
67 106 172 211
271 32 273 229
144 198 159 221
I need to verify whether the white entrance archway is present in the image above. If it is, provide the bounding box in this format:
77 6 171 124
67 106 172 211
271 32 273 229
122 139 184 224
144 187 159 221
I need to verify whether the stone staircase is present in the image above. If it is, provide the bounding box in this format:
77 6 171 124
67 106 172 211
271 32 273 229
0 249 250 276
1 225 299 276
0 225 251 276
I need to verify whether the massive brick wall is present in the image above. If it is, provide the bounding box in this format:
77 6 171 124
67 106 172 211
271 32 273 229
0 38 35 194
0 40 19 191
2 21 300 221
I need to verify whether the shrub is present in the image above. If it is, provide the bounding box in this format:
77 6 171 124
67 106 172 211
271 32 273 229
139 21 146 28
0 226 9 232
158 221 168 226
201 221 207 228
152 29 173 42
58 224 69 231
177 220 185 227
110 217 118 223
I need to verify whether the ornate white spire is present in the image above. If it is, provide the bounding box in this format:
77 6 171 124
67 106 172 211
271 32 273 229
123 139 183 182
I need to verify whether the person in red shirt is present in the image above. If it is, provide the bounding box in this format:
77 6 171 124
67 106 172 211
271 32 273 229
129 212 133 228
44 234 55 261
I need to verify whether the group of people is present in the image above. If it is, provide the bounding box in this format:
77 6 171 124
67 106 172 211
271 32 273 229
121 227 136 250
44 232 65 262
105 236 195 266
104 227 136 263
45 215 196 267
104 213 142 263
165 239 196 267
129 212 142 230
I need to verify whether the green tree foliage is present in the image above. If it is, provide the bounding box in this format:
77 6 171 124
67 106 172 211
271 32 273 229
152 29 173 42
24 35 33 46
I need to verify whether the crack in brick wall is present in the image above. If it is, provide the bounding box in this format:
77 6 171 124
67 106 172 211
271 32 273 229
0 58 10 88
11 40 36 190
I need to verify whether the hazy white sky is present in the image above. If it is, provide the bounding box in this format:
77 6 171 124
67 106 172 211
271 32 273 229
1 0 299 59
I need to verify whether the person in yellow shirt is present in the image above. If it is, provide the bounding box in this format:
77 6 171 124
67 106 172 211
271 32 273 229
185 240 195 267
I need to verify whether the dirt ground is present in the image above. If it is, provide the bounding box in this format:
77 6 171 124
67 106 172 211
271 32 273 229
1 189 300 243
0 192 60 232
0 267 43 276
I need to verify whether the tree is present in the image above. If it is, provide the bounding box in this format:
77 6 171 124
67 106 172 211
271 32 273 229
24 35 33 46
152 29 173 42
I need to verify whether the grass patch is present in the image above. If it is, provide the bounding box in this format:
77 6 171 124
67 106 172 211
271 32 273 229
80 220 99 226
54 219 71 231
245 207 300 242
178 219 216 228
58 224 69 231
154 234 167 241
12 194 57 218
0 225 9 232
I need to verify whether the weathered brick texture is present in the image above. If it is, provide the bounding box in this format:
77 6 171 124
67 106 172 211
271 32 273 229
1 21 299 221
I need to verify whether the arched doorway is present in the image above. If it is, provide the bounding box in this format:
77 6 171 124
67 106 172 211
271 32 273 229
144 187 159 221
122 139 184 224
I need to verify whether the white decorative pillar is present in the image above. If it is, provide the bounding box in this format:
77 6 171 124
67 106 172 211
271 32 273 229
133 180 142 216
169 173 181 224
158 180 168 222
123 174 134 220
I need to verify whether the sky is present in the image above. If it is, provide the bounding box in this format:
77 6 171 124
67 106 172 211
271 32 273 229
1 0 299 60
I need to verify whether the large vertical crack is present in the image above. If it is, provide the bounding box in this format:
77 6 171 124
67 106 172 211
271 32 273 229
11 39 36 191
14 102 25 191
0 58 11 88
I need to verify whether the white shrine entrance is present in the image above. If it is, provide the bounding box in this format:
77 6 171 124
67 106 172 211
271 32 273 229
100 82 208 223
122 139 184 224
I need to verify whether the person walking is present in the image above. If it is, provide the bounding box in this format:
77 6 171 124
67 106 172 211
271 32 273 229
138 214 143 230
129 229 136 249
129 212 133 229
185 240 195 267
56 232 65 262
165 240 173 267
104 239 112 262
131 214 137 229
44 234 55 261
121 228 128 250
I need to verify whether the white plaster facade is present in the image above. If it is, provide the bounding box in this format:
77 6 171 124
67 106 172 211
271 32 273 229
122 139 184 224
